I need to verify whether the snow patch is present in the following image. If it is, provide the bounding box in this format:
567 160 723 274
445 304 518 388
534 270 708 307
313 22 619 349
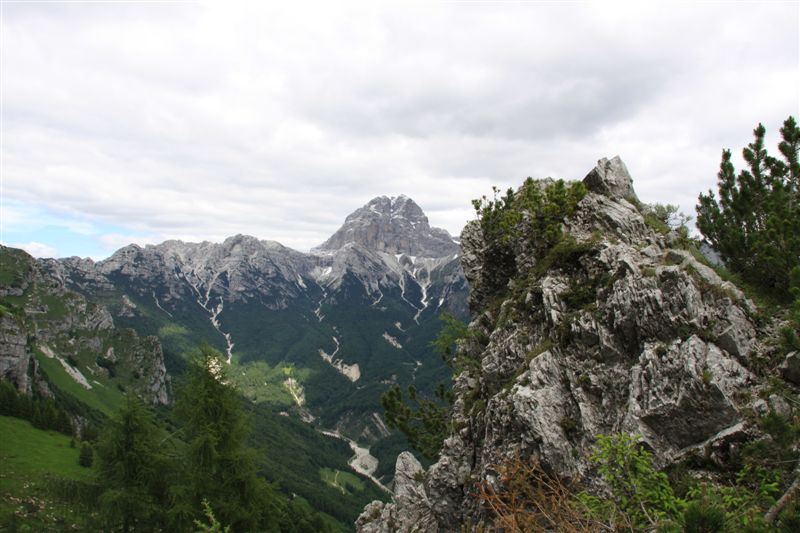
181 272 235 363
152 291 173 317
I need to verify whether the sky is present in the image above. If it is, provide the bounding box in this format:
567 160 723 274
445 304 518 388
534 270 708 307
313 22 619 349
1 1 798 260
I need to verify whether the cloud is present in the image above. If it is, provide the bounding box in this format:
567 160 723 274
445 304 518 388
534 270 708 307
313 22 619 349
2 1 798 258
97 233 162 251
12 242 58 259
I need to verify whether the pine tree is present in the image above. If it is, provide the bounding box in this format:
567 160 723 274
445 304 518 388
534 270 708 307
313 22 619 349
697 116 800 297
94 395 168 532
170 344 278 533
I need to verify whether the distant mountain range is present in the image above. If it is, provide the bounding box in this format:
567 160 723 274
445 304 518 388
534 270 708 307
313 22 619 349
38 195 469 480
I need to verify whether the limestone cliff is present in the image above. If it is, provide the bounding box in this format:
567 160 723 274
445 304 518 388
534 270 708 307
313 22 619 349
357 157 784 531
0 246 170 406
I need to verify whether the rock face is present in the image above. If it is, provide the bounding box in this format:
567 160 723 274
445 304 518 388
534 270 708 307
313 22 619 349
316 195 460 257
357 157 769 531
48 197 467 322
0 314 33 394
0 246 170 405
356 452 436 533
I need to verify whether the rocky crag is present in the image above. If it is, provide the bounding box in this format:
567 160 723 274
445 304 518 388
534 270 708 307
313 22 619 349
357 157 787 531
0 246 169 406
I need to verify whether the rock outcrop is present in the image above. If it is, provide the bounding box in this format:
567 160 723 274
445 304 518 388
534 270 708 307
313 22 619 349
0 246 170 405
357 156 774 531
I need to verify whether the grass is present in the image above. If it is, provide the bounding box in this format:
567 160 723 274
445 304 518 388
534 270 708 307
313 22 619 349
319 468 366 495
34 349 125 416
229 360 306 406
0 248 32 287
0 416 93 530
158 323 190 338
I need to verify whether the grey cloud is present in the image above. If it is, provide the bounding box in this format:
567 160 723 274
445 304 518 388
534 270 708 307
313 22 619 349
3 2 798 257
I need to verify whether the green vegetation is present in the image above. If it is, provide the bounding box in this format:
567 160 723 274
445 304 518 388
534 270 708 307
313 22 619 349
697 116 799 298
247 400 386 527
472 178 587 297
578 434 681 530
0 246 32 286
168 345 281 532
93 395 170 531
78 442 93 468
0 380 73 435
0 416 92 529
159 322 190 337
320 468 366 495
380 313 467 459
230 360 301 406
381 382 452 460
480 432 800 532
34 347 125 416
195 499 232 533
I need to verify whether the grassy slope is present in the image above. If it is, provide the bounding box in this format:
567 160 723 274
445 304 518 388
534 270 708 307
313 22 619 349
0 416 92 530
34 349 125 417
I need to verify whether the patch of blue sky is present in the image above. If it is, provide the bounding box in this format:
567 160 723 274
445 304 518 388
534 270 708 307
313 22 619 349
1 198 155 260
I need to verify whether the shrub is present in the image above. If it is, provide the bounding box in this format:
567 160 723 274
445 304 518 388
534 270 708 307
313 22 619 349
578 434 681 530
477 453 600 532
683 500 727 533
472 179 588 296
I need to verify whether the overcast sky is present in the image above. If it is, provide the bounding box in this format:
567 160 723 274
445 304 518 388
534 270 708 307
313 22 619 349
1 1 798 260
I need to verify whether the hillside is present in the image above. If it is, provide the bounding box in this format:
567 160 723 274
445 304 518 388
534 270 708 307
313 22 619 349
0 245 170 419
0 415 91 530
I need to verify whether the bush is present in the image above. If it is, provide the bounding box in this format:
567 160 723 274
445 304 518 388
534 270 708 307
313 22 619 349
472 179 587 296
578 434 681 530
683 500 727 533
477 453 601 532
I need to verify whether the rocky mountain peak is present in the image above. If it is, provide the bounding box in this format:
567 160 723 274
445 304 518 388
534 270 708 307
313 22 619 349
582 155 639 202
315 195 459 257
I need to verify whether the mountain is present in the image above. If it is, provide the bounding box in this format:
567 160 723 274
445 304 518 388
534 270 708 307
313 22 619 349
0 245 170 423
316 194 459 257
356 158 792 531
42 195 468 480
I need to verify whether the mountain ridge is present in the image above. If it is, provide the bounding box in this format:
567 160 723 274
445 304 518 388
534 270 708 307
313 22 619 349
37 195 468 464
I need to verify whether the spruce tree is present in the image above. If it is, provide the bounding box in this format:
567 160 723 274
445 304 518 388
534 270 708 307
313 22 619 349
170 344 278 532
697 116 800 297
94 395 168 532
